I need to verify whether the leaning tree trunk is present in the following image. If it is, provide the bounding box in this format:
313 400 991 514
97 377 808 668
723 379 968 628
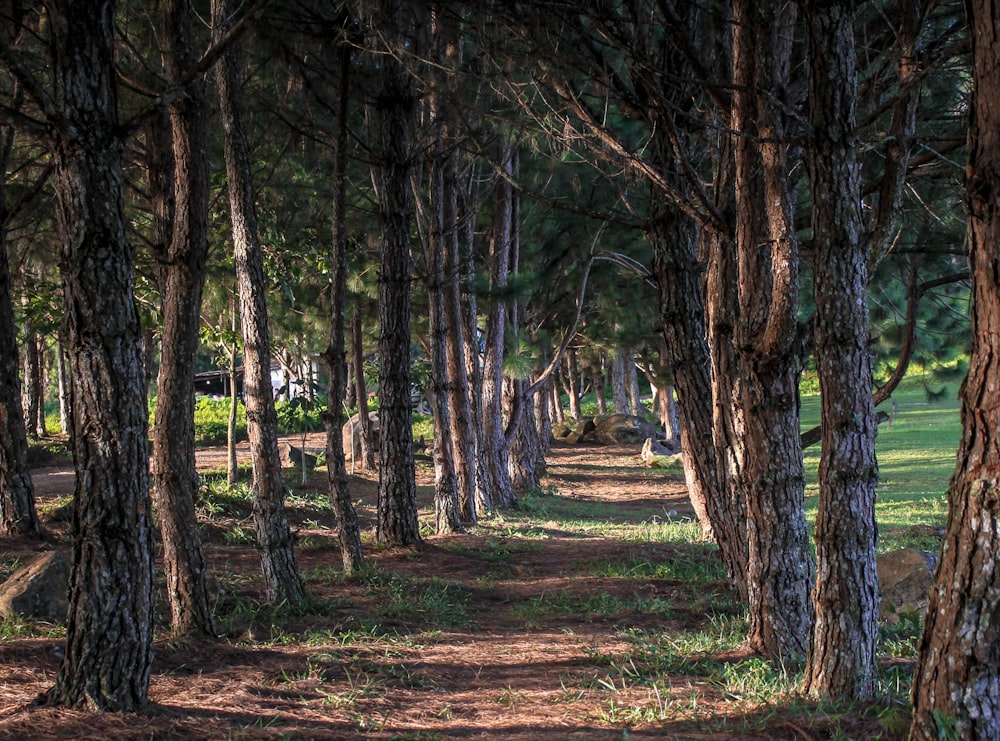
649 209 746 584
909 0 1000 734
319 39 366 574
41 0 154 709
0 202 40 537
802 0 879 701
375 0 421 546
214 0 308 599
150 0 216 637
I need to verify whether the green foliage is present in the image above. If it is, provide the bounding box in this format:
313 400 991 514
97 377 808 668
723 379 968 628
274 397 326 434
191 396 247 446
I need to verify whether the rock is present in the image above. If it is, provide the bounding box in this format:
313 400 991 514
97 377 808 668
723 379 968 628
278 443 317 471
877 548 938 625
343 411 380 461
567 418 596 444
0 551 71 623
591 414 660 445
641 437 679 464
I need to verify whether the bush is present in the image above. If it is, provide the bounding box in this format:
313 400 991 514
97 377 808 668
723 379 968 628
191 397 247 446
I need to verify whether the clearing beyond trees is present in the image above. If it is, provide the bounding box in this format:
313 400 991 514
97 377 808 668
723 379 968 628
0 434 913 740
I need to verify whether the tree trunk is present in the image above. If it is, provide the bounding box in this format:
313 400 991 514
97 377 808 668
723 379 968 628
649 211 745 580
549 379 564 425
319 38 365 574
41 0 153 708
534 372 553 456
591 362 607 415
375 0 421 546
20 317 43 438
351 310 376 470
610 349 630 414
909 0 1000 733
802 0 879 701
214 0 308 600
424 59 463 533
731 0 812 660
150 0 216 637
563 350 580 420
0 194 40 537
56 337 70 434
226 328 239 487
482 139 518 509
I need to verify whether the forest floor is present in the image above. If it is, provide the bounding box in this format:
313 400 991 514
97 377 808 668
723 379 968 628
0 434 909 740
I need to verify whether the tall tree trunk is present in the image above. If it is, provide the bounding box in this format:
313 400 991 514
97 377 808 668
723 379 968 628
549 379 564 425
20 312 43 438
458 199 491 516
56 337 70 434
214 0 308 599
41 0 153 708
481 138 517 508
151 0 216 637
610 349 630 414
591 362 607 415
731 0 812 660
319 37 366 574
649 211 745 582
226 322 239 487
351 310 376 470
802 0 879 700
909 0 1000 734
424 51 463 533
534 371 553 456
565 348 582 420
375 0 421 546
0 198 40 537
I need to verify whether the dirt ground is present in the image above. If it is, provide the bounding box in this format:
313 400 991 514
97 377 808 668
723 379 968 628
0 435 902 740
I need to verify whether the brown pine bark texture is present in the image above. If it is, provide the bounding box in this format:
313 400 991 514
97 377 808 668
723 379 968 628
376 0 421 546
910 0 1000 734
215 0 308 600
802 0 879 701
44 0 153 710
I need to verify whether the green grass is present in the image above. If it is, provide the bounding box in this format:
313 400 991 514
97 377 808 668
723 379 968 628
801 383 960 545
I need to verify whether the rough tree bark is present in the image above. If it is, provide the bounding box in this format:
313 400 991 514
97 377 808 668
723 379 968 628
0 108 40 538
351 311 376 470
319 36 366 574
40 0 154 708
213 0 309 598
909 0 1000 733
150 0 216 637
481 138 518 508
0 225 39 538
731 0 813 660
802 0 879 700
375 0 421 546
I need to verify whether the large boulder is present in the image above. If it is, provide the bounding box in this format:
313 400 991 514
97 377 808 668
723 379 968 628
278 442 318 471
0 551 70 623
566 417 596 444
877 548 937 625
343 410 380 461
591 413 660 445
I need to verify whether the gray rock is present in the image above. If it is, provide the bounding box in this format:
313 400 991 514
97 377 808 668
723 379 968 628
877 548 938 625
343 410 380 463
0 551 70 623
278 442 318 471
